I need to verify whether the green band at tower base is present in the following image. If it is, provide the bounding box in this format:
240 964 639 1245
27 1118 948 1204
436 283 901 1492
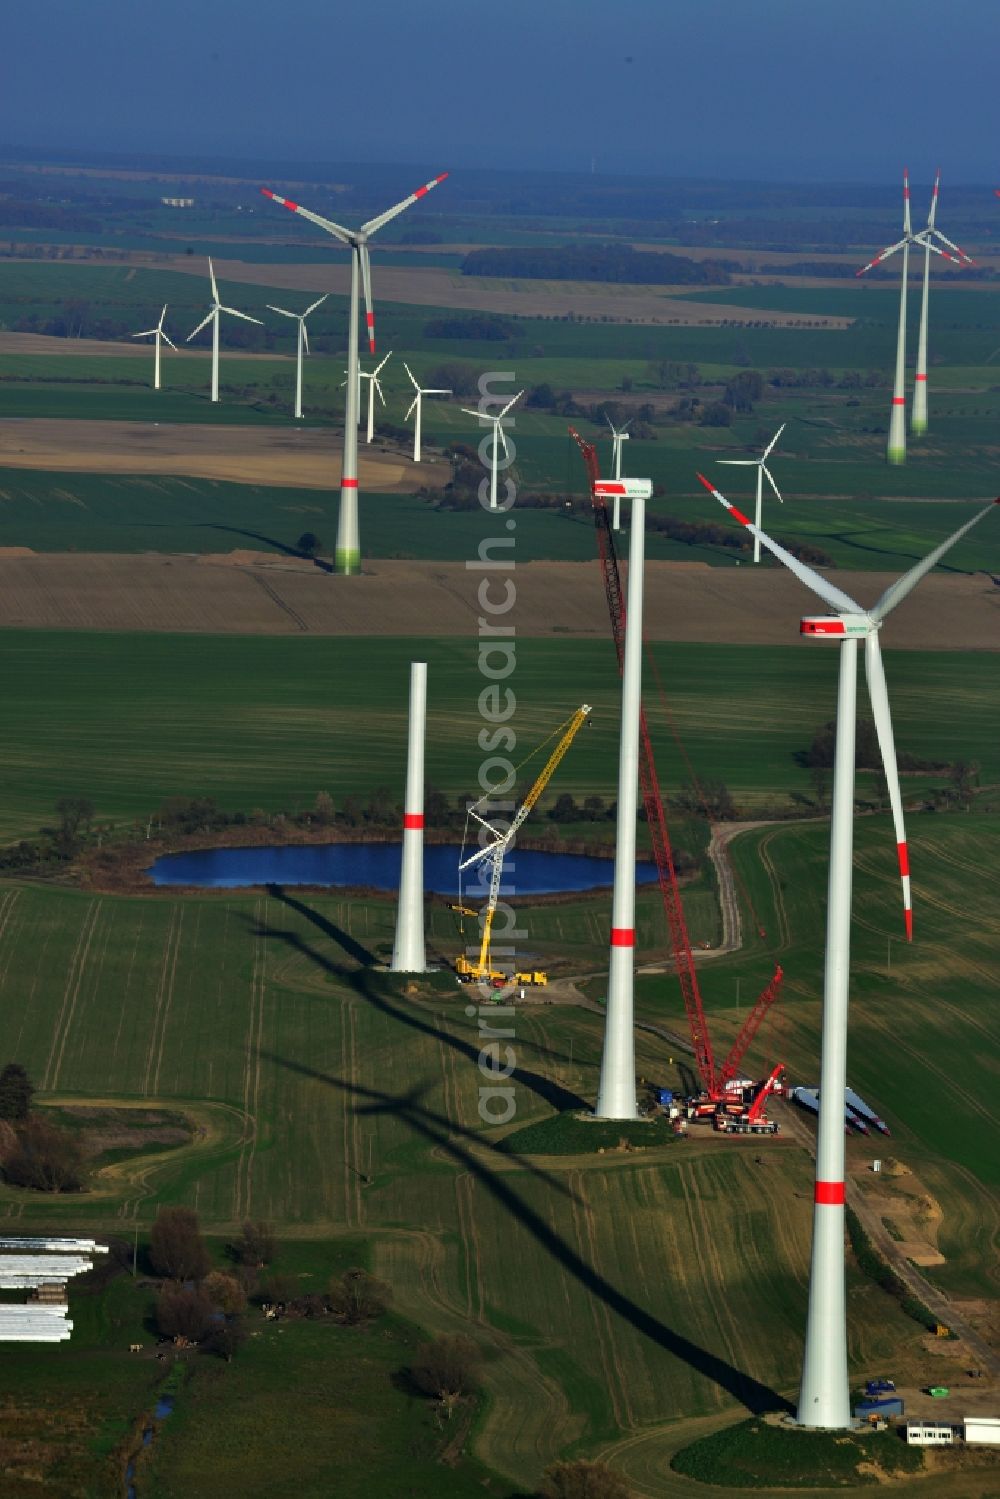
886 446 906 466
335 549 361 575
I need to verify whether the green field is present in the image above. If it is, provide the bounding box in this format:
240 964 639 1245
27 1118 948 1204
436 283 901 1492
0 632 996 843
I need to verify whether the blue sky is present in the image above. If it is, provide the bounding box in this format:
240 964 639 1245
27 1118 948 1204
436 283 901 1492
2 0 998 182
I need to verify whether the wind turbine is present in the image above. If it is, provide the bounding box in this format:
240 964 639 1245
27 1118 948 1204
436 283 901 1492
261 173 448 574
717 424 786 564
266 294 328 419
912 172 974 436
403 363 451 463
359 353 392 443
856 170 957 465
459 391 523 509
186 258 263 404
606 416 631 530
131 304 176 391
698 469 997 1428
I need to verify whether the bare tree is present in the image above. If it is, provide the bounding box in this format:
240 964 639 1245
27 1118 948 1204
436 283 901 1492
204 1271 248 1316
327 1267 392 1326
150 1206 211 1282
156 1284 214 1342
410 1334 482 1419
230 1219 277 1268
540 1459 632 1499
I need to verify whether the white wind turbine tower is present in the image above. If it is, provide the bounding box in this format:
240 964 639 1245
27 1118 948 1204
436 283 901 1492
131 304 176 391
717 424 786 564
261 173 448 574
186 258 263 404
403 363 451 463
360 353 392 443
266 294 328 419
606 416 631 530
460 391 523 509
856 170 957 465
699 469 997 1428
912 171 974 436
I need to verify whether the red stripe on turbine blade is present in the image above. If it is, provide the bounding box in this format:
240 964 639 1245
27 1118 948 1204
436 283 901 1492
284 200 299 213
610 928 635 947
403 814 424 830
695 472 716 494
904 909 913 941
729 505 752 527
366 313 374 326
260 188 275 199
897 842 909 877
414 185 429 198
815 1181 845 1206
341 478 359 489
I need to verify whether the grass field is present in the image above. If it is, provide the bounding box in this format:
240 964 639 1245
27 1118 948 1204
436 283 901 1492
1 809 995 1489
0 632 996 842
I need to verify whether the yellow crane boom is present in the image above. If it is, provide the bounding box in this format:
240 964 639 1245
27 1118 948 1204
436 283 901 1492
456 704 592 985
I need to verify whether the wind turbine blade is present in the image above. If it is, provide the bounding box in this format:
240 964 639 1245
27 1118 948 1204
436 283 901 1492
697 473 865 613
373 378 386 406
302 322 310 356
303 294 329 317
606 414 616 434
374 351 392 377
864 633 912 939
718 459 758 467
405 396 419 422
403 361 420 391
424 388 451 395
916 233 960 264
620 419 632 433
360 245 376 354
869 500 1000 623
186 312 214 341
762 422 786 460
162 333 178 351
259 188 352 245
220 307 263 325
500 390 524 419
498 423 510 458
157 304 168 330
208 257 219 303
856 237 908 276
762 464 784 503
266 304 298 319
903 167 912 237
927 168 941 230
459 407 483 419
132 328 158 339
932 228 974 265
360 172 449 237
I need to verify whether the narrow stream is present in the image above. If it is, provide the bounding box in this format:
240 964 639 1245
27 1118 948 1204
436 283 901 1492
125 1394 175 1498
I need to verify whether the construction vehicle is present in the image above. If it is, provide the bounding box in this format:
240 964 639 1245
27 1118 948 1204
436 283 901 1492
712 1063 784 1134
569 430 785 1107
454 705 591 987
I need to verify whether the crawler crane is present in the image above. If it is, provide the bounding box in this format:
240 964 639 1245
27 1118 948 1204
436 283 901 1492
455 705 591 987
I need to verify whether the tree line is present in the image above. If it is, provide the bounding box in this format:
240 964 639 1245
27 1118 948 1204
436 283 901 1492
461 244 734 286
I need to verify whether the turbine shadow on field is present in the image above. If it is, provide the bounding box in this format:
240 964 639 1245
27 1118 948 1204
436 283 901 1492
246 891 585 1133
266 1055 790 1418
199 523 334 572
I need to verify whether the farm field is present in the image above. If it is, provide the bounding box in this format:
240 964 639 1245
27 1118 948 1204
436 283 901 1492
0 810 996 1490
0 631 998 841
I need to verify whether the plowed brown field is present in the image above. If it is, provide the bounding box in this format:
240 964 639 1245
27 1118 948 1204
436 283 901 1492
0 552 994 644
0 417 443 490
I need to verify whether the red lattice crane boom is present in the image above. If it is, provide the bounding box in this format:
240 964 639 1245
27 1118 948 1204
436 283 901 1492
568 428 782 1097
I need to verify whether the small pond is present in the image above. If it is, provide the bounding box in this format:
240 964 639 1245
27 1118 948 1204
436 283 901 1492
148 843 660 894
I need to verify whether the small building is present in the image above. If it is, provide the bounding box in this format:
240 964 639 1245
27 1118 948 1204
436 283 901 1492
964 1417 1000 1446
160 197 195 208
905 1422 956 1446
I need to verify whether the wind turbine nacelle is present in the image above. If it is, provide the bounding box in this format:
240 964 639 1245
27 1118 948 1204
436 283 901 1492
800 614 870 639
594 479 652 499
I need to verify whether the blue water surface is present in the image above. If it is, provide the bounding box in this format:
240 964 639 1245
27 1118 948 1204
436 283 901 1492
148 842 659 894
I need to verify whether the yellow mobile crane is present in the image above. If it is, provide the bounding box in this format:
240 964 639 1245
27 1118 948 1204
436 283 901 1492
455 704 592 988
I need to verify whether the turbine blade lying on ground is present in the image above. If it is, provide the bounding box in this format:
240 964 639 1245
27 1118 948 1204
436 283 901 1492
869 500 999 622
696 473 865 613
864 633 912 940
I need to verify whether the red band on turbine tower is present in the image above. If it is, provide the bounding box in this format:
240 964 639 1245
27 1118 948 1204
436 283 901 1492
815 1181 845 1206
610 928 635 947
915 374 927 382
892 397 905 405
403 814 424 830
341 478 358 489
